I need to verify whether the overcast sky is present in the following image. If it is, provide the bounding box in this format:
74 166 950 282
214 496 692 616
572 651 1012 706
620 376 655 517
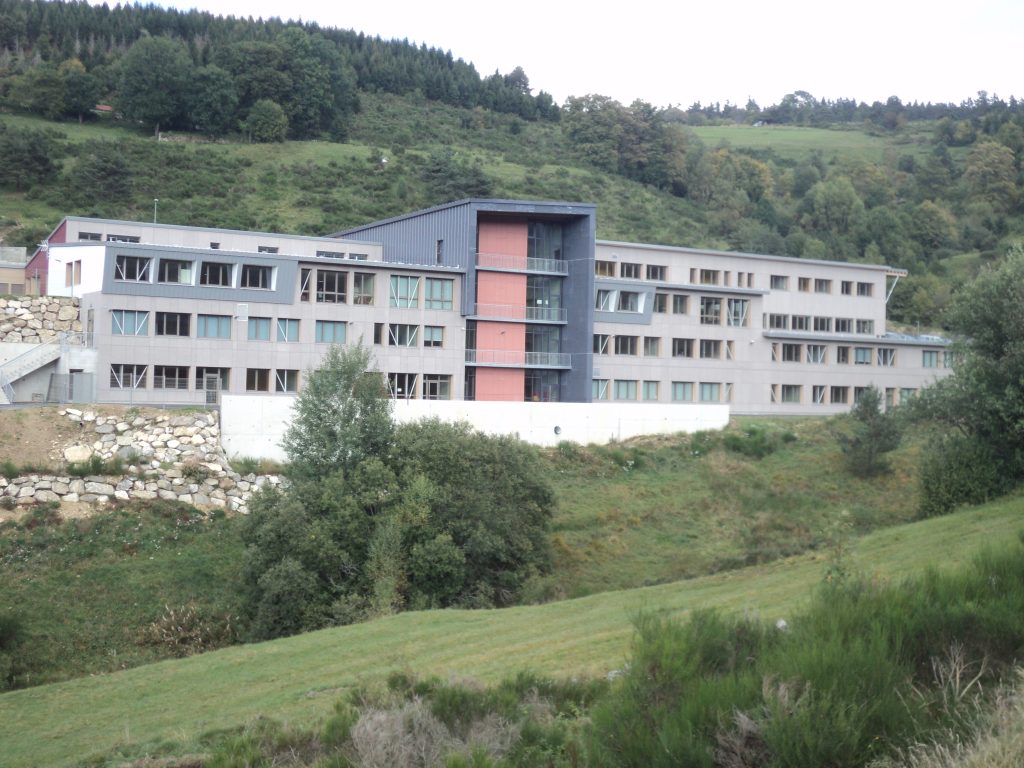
144 0 1020 108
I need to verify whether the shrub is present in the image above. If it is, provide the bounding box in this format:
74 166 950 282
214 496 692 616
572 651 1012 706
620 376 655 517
141 602 235 657
722 424 794 459
918 433 1014 517
836 387 902 476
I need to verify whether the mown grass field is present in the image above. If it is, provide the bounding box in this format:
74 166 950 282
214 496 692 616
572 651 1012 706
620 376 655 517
1 493 1020 767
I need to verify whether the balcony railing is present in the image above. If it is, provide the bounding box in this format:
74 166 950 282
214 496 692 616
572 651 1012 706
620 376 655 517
477 252 569 274
465 350 572 368
472 303 568 322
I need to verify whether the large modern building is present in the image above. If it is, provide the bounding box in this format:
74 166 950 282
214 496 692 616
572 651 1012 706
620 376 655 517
13 199 950 413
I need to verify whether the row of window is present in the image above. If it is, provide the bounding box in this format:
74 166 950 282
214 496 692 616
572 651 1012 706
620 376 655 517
771 343 950 368
114 254 276 290
771 384 918 406
372 322 445 347
766 314 877 334
109 364 298 393
385 373 452 400
592 379 732 403
594 334 735 360
298 272 454 310
768 275 874 296
111 310 355 344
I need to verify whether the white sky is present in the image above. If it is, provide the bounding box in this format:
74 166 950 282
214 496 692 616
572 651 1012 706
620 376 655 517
141 0 1020 108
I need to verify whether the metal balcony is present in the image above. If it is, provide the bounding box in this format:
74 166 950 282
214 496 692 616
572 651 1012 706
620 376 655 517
472 303 567 323
476 252 569 275
465 350 572 368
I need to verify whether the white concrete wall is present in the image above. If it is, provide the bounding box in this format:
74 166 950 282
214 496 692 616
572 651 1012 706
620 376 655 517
221 395 730 460
46 245 106 297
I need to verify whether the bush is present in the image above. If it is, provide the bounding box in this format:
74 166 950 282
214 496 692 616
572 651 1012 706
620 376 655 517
723 424 796 459
140 602 235 657
836 387 902 476
918 433 1014 517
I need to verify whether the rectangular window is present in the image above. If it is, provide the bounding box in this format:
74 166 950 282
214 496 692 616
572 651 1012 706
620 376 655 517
107 234 140 243
390 275 420 308
854 347 872 365
617 291 640 312
299 268 311 301
672 338 694 357
672 295 688 314
353 273 375 305
831 386 849 404
792 315 810 331
781 384 802 403
595 260 615 277
642 381 659 401
877 348 896 367
316 270 346 303
699 269 720 285
813 316 832 332
856 319 875 334
114 254 151 282
614 335 638 355
699 382 721 402
592 379 610 400
782 343 802 362
922 350 939 368
195 367 229 391
813 385 826 404
155 312 190 337
593 334 610 354
901 388 917 402
275 369 299 393
841 281 853 295
643 337 661 356
197 314 231 339
240 264 272 289
620 262 641 279
798 277 810 292
158 259 192 285
725 340 735 360
835 318 852 334
770 275 789 290
857 282 873 296
595 289 614 311
814 279 832 293
653 293 668 313
200 262 233 287
316 250 345 259
78 231 101 242
64 260 82 287
943 351 954 369
854 387 869 403
111 310 149 336
807 344 826 363
699 339 721 359
614 380 637 400
246 368 270 391
389 373 419 399
257 246 278 254
110 363 147 389
768 313 789 330
422 374 451 400
347 253 369 262
210 242 220 250
277 318 299 342
423 325 444 347
434 240 443 265
248 317 271 341
836 346 850 364
646 265 666 281
388 323 419 346
671 381 694 402
315 320 347 344
700 296 721 324
153 365 188 390
726 298 749 327
425 278 454 310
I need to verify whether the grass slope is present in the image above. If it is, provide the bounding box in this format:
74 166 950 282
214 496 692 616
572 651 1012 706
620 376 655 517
1 494 1020 768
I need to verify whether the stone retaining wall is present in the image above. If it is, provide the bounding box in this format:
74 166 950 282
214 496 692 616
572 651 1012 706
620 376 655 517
0 296 81 344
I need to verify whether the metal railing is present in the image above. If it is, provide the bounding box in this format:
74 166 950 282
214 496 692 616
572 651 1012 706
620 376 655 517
465 349 571 367
477 252 569 274
0 332 93 405
472 303 568 322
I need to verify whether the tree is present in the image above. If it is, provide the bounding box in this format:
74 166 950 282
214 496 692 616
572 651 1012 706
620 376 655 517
60 60 100 124
187 65 237 137
836 387 902 476
241 99 288 143
118 36 193 137
963 141 1018 212
0 123 61 191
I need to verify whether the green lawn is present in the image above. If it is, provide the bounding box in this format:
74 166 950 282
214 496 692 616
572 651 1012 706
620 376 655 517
1 494 1020 768
689 123 928 163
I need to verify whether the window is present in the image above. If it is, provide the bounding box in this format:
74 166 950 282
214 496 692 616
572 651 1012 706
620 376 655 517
798 277 810 292
78 232 101 241
110 363 147 389
814 279 832 293
699 269 720 285
781 384 802 403
64 260 82 287
592 379 610 400
111 310 148 336
643 381 659 401
782 343 802 362
856 319 875 334
653 293 668 313
725 340 735 360
200 262 232 287
315 320 347 344
210 242 220 250
275 369 299 393
425 278 454 310
771 343 779 362
617 291 640 312
807 344 826 363
195 367 229 391
158 259 192 284
646 265 666 281
434 240 444 265
595 260 615 277
316 270 346 303
857 282 873 296
299 268 311 301
620 262 641 279
388 323 419 346
699 382 721 402
615 335 638 355
643 337 661 356
155 312 190 337
922 350 939 368
854 347 872 365
770 275 789 290
246 368 270 391
614 380 637 400
841 281 853 295
835 318 852 333
672 381 694 401
672 295 688 314
943 351 955 369
595 289 614 311
353 273 375 305
877 348 896 367
836 346 850 364
813 385 826 404
422 374 451 400
248 317 271 341
107 234 140 243
831 386 849 404
423 326 444 347
700 339 721 359
390 275 420 308
277 318 299 342
726 298 749 327
901 388 917 402
348 253 369 262
813 316 832 332
854 387 869 403
672 338 694 357
316 250 344 259
114 254 151 282
388 373 418 399
700 297 721 324
153 365 188 390
197 314 231 339
257 245 278 254
792 315 810 331
241 264 272 289
768 313 789 330
593 334 610 354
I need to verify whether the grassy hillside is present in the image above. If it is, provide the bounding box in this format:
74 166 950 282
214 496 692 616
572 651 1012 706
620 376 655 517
1 494 1020 767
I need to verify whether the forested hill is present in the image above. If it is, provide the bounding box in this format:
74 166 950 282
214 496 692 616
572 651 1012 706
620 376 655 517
2 1 1024 330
